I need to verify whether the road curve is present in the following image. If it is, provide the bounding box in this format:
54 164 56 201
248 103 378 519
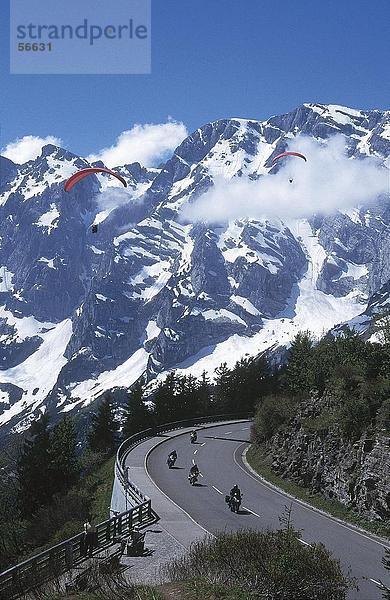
147 421 389 600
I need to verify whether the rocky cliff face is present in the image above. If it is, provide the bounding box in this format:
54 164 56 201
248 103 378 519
266 393 390 522
0 102 389 440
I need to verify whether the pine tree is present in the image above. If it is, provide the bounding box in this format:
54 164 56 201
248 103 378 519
197 370 212 415
153 372 179 423
176 374 200 418
123 381 150 438
229 357 268 412
214 362 234 412
49 417 80 496
285 331 314 396
17 414 51 516
87 395 118 453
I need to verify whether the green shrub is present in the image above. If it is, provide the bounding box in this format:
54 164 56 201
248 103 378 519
252 395 296 443
377 397 390 433
303 409 336 433
337 396 371 440
163 528 355 599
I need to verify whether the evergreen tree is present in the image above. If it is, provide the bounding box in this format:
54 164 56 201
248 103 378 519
176 374 201 418
123 381 150 438
49 417 80 496
197 370 212 415
153 372 179 424
284 331 314 396
230 356 269 412
17 414 51 516
87 395 118 453
214 362 234 412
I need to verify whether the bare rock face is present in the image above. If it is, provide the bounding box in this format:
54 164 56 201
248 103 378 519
266 393 390 522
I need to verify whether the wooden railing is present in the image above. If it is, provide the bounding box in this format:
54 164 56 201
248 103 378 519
0 500 151 599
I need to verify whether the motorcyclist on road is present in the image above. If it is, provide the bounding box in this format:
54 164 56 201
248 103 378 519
230 484 242 501
189 463 199 477
190 430 197 443
188 463 200 485
167 450 177 467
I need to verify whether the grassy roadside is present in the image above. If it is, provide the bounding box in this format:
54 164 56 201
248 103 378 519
162 580 256 599
21 453 116 562
88 454 116 522
246 444 390 540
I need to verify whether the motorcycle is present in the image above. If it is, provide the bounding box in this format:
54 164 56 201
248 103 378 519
190 431 197 444
167 454 176 468
188 472 198 485
225 493 242 513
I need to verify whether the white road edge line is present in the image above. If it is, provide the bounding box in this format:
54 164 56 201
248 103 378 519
212 485 223 495
369 578 385 589
200 442 206 447
243 506 261 519
235 444 390 551
194 449 198 455
298 539 311 546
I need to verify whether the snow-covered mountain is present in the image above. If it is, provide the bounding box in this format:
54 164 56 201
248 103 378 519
0 103 389 439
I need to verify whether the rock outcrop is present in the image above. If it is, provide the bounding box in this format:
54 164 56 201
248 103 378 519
265 393 390 522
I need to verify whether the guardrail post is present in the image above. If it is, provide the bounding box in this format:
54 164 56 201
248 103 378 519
65 542 73 570
106 518 113 542
12 567 19 595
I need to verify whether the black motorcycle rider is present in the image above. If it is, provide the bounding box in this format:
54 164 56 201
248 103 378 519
190 430 197 443
230 484 242 500
188 463 200 484
229 484 242 511
167 450 177 467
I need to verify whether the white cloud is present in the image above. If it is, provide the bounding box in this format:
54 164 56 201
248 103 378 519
96 187 137 213
87 120 188 168
2 135 63 164
181 135 389 223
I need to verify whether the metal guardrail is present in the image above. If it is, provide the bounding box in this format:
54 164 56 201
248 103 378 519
0 501 151 599
0 412 251 598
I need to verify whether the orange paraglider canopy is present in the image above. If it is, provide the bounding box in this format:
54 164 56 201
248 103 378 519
64 167 127 192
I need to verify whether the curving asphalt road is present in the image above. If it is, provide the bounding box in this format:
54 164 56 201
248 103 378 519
147 421 390 600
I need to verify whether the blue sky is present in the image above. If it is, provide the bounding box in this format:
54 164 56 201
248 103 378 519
1 0 389 161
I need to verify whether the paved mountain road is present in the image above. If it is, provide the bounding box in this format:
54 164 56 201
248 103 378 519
147 421 389 600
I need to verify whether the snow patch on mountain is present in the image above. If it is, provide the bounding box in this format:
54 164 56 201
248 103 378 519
0 319 72 427
35 204 60 233
68 347 148 407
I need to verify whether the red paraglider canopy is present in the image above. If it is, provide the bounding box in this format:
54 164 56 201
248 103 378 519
272 151 307 163
64 167 127 192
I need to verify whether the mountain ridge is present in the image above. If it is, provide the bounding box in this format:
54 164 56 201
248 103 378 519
0 102 389 440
